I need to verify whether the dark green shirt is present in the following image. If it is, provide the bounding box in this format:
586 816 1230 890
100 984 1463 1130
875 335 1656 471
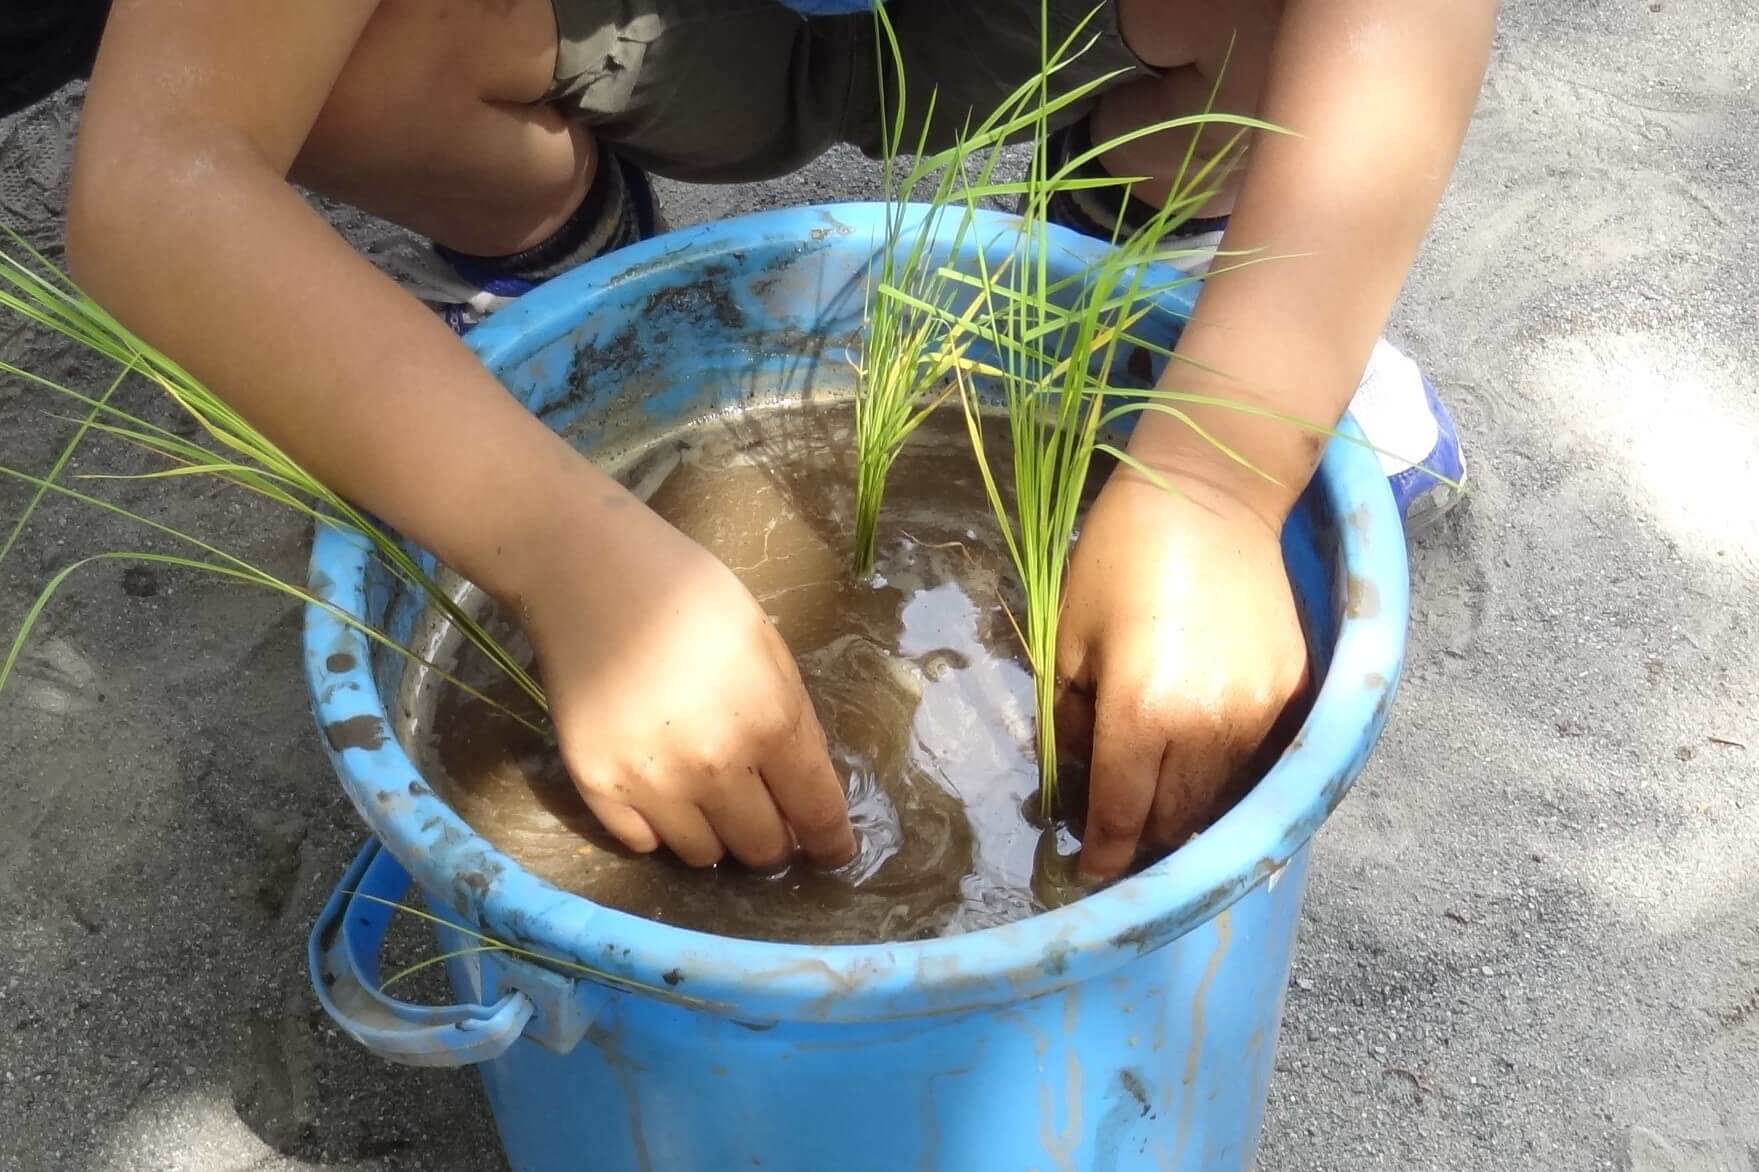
2 1 112 118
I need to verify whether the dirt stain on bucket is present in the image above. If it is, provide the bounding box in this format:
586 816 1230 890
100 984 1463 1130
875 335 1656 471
325 714 387 752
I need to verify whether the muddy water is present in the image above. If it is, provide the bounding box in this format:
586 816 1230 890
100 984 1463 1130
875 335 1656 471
415 401 1106 945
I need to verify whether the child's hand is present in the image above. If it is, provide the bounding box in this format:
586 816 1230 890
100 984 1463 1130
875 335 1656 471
1058 471 1309 880
509 492 857 870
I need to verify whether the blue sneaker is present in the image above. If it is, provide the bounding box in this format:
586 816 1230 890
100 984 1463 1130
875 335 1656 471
1350 337 1468 534
405 155 664 335
427 263 541 335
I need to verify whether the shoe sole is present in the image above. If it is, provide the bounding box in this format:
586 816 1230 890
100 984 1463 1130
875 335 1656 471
1401 471 1470 538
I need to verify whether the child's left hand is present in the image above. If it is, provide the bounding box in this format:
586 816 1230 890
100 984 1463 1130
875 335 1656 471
1058 468 1310 880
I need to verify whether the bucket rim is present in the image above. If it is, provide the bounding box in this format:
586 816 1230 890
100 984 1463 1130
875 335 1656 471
303 202 1409 1024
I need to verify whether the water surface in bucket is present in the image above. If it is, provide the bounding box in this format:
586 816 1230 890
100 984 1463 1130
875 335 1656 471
415 400 1114 944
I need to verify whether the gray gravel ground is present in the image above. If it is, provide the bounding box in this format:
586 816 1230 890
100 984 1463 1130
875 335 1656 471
2 1 1756 1169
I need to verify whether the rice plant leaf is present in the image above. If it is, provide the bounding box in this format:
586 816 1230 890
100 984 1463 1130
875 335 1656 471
0 359 204 458
1099 385 1466 490
1092 443 1184 498
0 462 547 732
346 891 715 1007
1096 401 1282 486
1 367 128 564
379 945 512 992
0 543 544 734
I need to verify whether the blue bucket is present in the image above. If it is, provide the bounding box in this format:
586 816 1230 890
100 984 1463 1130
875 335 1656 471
304 204 1408 1171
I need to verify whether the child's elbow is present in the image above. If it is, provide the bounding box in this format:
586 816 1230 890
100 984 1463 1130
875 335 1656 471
64 140 132 291
64 124 195 294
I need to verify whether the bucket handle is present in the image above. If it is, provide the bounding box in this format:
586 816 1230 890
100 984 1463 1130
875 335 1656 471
308 838 535 1068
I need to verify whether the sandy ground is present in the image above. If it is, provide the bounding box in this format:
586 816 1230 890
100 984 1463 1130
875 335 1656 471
2 1 1756 1169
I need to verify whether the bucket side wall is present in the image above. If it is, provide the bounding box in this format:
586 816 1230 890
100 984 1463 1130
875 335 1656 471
439 849 1312 1172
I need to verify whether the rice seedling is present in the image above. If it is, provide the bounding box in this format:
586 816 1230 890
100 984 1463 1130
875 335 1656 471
850 2 1175 576
937 136 1461 819
0 227 543 723
925 5 1291 815
846 3 1292 813
849 0 1308 580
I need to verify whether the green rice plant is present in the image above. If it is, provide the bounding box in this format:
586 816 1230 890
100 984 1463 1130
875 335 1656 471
928 7 1288 815
946 260 1176 817
935 122 1460 818
850 0 1300 574
0 228 544 724
355 890 714 1006
850 2 1185 576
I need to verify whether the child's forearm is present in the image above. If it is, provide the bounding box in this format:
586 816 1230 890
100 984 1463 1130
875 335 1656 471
66 135 615 607
1129 0 1499 520
63 0 619 610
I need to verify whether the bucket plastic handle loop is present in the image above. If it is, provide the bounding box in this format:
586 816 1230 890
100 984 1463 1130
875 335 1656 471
308 838 535 1068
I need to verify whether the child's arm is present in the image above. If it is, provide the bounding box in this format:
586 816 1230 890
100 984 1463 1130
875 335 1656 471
69 0 854 869
1065 0 1499 877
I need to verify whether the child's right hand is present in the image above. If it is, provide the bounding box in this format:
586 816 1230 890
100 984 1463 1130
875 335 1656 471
506 486 857 871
